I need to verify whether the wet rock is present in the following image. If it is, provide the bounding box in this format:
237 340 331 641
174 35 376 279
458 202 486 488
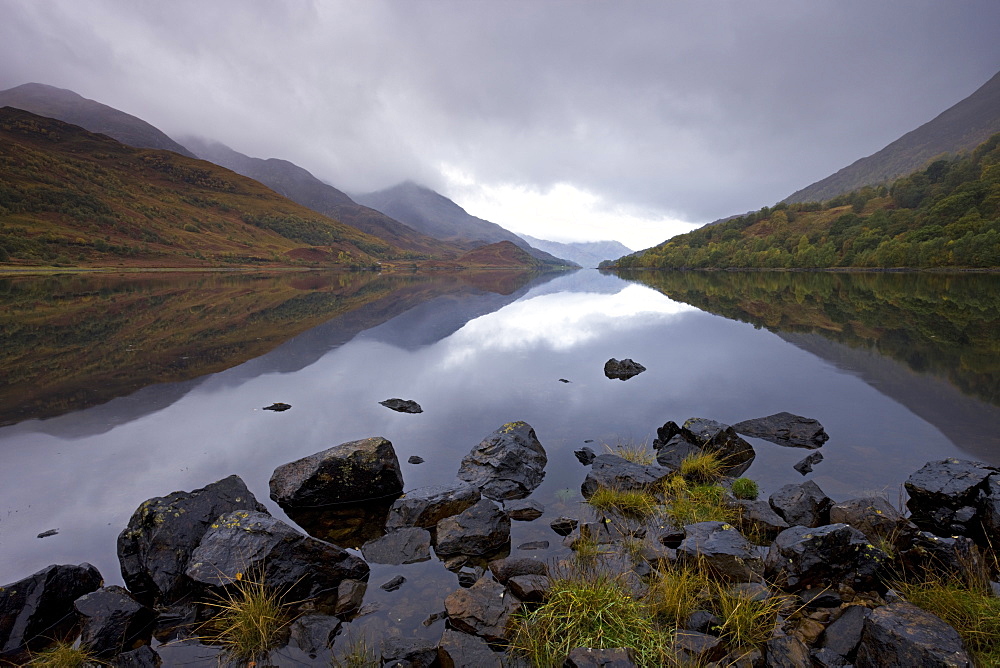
361 527 432 565
185 510 369 602
0 563 103 661
111 644 161 667
818 604 869 659
380 398 423 413
117 475 266 605
855 601 972 667
385 481 481 529
765 524 887 591
443 577 520 643
290 614 341 656
829 496 912 544
559 378 571 383
574 446 597 465
437 628 502 668
488 556 548 584
508 574 550 602
733 412 829 448
769 480 833 528
550 516 579 536
905 458 997 539
381 636 437 667
270 437 404 508
435 498 511 556
506 498 544 521
334 579 366 616
407 455 425 464
765 634 812 667
793 451 824 475
457 421 548 500
263 402 291 411
898 531 981 577
656 418 756 477
581 454 673 498
674 630 727 663
652 420 683 448
74 586 155 659
381 575 406 592
677 521 764 582
36 529 58 538
811 647 850 668
734 499 789 541
564 647 638 667
603 358 646 380
457 566 483 588
518 540 549 551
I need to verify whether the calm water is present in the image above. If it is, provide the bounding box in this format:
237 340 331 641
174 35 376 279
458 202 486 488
1 268 998 662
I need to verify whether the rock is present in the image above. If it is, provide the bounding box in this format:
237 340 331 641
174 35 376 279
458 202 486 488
117 475 266 604
518 541 549 551
855 601 972 667
799 588 842 608
488 556 548 584
437 628 502 668
381 636 437 667
457 421 548 500
685 610 722 634
674 630 727 663
818 604 869 659
111 644 161 667
574 446 597 465
263 402 291 411
185 510 369 602
269 436 404 508
74 586 155 659
381 575 406 592
408 455 425 464
811 647 850 667
435 498 511 556
652 420 683 448
385 481 481 529
581 454 673 498
769 480 833 528
565 646 638 666
793 451 824 475
36 529 58 538
380 398 423 413
905 458 997 540
656 418 756 478
734 499 789 541
508 574 550 602
290 614 341 656
898 531 981 577
0 563 103 661
443 577 520 643
360 527 432 565
334 579 366 616
765 524 887 591
676 521 764 582
829 496 912 543
559 378 571 383
285 500 393 549
457 566 483 588
506 498 544 521
603 358 646 380
550 517 579 536
765 634 812 667
733 412 829 448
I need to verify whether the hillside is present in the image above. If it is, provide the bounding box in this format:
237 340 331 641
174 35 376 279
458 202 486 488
182 137 463 257
0 107 407 269
784 70 1000 204
520 234 632 268
0 83 197 158
355 181 574 266
609 132 1000 270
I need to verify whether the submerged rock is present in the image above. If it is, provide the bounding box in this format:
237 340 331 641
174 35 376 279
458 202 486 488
435 498 511 556
385 481 481 529
794 451 824 475
444 577 520 643
269 436 404 508
380 398 423 413
360 527 432 565
437 628 503 668
457 421 547 500
732 412 829 448
603 358 646 380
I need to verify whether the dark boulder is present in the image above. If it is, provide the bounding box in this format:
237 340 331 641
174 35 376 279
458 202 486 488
734 499 789 541
435 498 511 556
732 412 829 448
437 628 503 668
381 636 438 667
674 630 727 664
381 575 406 592
818 604 869 660
855 601 972 667
656 418 756 478
505 498 544 521
488 556 548 584
550 516 579 536
603 358 646 380
765 524 887 591
652 420 682 448
829 496 912 544
74 586 155 659
793 451 824 475
0 563 103 661
290 614 341 657
334 579 366 616
581 454 673 498
765 634 812 667
269 436 404 508
408 455 425 464
574 446 597 465
117 475 266 605
905 458 997 540
507 574 549 603
263 402 291 411
185 510 369 603
380 398 423 413
111 644 161 667
457 421 547 500
443 577 520 643
898 531 981 577
677 521 764 582
385 481 480 529
769 480 833 528
360 527 431 565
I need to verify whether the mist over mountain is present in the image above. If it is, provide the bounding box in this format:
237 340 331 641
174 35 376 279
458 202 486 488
519 234 632 268
0 83 196 158
181 137 460 257
355 181 575 266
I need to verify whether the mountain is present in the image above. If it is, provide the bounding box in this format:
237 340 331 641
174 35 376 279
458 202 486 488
0 107 406 268
355 181 575 266
785 70 1000 204
181 137 461 258
0 82 197 158
519 234 632 268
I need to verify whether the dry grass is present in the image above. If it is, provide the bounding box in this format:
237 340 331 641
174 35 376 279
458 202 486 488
586 486 661 519
679 451 726 483
604 440 657 465
27 642 102 667
198 573 293 665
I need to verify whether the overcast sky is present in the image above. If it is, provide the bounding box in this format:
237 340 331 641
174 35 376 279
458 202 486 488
1 1 998 249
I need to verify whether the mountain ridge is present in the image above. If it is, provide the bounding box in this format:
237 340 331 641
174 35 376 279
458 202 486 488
519 234 632 268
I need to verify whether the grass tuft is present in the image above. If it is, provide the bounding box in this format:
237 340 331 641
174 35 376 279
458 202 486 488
331 632 379 667
586 486 660 518
731 477 759 500
28 641 101 667
199 573 292 665
664 480 737 526
710 583 787 649
646 561 712 626
679 451 726 483
604 440 656 465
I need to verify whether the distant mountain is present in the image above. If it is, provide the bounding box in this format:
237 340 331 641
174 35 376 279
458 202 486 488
785 70 1000 204
0 82 196 158
355 181 575 266
181 137 461 257
520 234 632 268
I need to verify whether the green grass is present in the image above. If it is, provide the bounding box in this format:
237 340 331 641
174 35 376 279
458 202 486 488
27 642 101 667
646 561 713 626
331 632 379 667
679 451 726 483
664 479 737 526
199 573 293 665
586 486 660 518
711 583 788 650
730 477 759 500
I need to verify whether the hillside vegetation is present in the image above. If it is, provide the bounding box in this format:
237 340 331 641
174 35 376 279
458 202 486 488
611 133 1000 270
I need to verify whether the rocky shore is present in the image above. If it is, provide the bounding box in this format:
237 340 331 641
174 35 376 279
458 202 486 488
2 415 998 666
